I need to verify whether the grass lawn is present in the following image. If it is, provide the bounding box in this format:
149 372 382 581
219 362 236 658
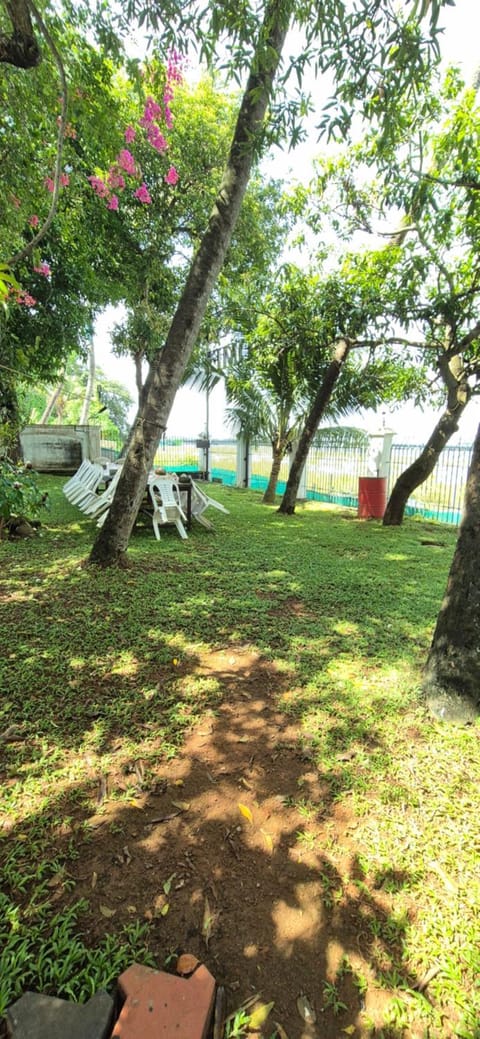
0 476 479 1039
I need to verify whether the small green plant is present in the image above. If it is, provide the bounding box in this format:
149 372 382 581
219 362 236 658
224 1008 251 1038
322 980 348 1015
0 892 155 1014
295 829 317 851
0 456 48 537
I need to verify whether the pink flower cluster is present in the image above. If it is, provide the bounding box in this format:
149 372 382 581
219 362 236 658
87 51 182 212
17 291 37 306
134 183 152 204
117 149 137 176
9 286 37 306
164 166 179 186
44 172 70 193
33 261 51 277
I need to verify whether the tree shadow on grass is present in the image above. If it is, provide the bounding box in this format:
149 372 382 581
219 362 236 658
1 647 437 1039
0 481 457 1034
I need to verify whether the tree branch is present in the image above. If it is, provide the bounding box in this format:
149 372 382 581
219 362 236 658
8 0 68 267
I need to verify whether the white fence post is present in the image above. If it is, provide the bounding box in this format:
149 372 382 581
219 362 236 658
365 430 395 479
236 435 250 488
196 434 209 478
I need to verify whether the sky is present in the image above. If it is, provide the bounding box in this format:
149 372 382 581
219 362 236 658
94 0 480 446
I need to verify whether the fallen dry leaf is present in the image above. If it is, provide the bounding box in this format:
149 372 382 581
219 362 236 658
238 802 253 824
202 894 217 948
273 1024 290 1039
261 829 273 852
176 953 199 976
99 904 116 918
248 1001 274 1030
171 800 191 811
296 994 316 1025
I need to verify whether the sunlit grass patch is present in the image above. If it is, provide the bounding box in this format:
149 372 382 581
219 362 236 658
0 476 478 1035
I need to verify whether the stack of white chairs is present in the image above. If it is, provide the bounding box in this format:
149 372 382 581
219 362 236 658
148 475 188 540
63 460 123 526
63 460 104 507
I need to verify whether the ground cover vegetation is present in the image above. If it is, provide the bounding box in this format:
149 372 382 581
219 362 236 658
0 477 479 1038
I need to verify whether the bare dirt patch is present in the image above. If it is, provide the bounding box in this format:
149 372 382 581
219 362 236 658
47 647 425 1037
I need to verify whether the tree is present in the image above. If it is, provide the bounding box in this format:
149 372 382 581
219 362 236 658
276 248 428 514
89 0 291 565
23 358 133 441
225 347 304 504
383 352 472 525
88 0 448 565
0 9 134 443
111 74 290 402
381 73 480 523
302 66 480 525
221 263 408 505
422 420 480 723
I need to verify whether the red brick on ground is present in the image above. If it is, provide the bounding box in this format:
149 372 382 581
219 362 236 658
111 962 216 1039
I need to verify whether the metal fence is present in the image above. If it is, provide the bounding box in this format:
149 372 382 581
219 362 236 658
99 432 473 526
100 435 201 471
389 443 473 525
306 440 370 509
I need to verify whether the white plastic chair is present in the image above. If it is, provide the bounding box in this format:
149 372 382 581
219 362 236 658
63 461 96 500
65 462 104 506
189 480 229 530
67 465 123 522
63 459 94 499
148 476 188 540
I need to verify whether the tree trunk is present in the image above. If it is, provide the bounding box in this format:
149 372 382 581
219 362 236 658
40 375 64 424
0 375 22 461
134 352 143 402
79 339 95 425
262 441 285 503
422 420 480 723
278 339 350 515
0 0 41 68
89 0 290 566
383 353 470 526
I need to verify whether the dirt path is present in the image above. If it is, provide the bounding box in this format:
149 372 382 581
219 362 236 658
70 647 405 1038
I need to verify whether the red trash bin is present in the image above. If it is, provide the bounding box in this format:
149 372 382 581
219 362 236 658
358 476 387 519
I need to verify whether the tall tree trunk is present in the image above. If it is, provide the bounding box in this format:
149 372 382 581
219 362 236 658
134 351 143 402
0 374 22 461
383 353 470 526
79 339 95 425
40 374 64 424
89 0 290 566
278 339 350 515
422 420 480 723
262 441 285 503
